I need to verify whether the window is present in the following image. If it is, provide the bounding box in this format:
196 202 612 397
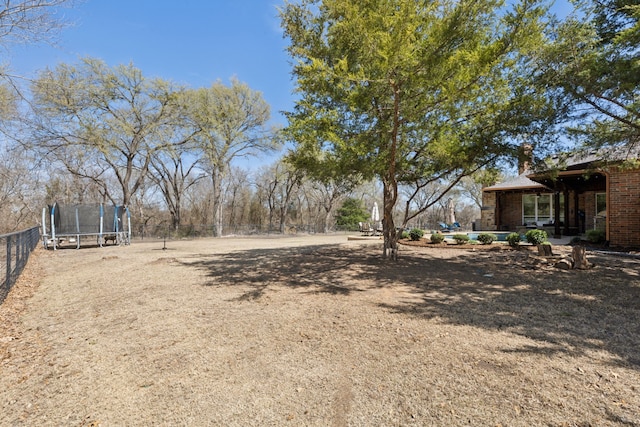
596 193 606 217
522 194 537 225
522 193 564 225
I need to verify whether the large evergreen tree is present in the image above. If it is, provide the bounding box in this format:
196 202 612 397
537 0 640 153
280 0 549 258
335 197 369 230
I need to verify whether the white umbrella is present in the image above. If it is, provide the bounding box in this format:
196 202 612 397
371 202 380 234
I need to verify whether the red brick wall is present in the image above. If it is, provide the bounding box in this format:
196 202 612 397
500 193 524 227
583 192 596 230
482 190 606 235
481 167 640 247
608 169 640 247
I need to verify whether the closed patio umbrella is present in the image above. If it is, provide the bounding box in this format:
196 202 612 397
371 202 380 234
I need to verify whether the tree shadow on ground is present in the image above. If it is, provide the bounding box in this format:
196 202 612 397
381 248 640 369
182 243 640 369
182 244 381 298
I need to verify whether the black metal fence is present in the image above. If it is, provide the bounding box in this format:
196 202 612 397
1 226 40 305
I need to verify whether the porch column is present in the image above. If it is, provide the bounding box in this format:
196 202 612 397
563 189 570 235
553 191 561 238
495 193 501 230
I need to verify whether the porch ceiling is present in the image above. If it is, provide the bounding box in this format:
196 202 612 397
529 170 607 192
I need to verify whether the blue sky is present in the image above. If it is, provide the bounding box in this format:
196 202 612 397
8 0 573 171
11 0 293 126
10 0 571 124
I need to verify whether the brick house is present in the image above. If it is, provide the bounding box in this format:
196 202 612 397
480 150 640 247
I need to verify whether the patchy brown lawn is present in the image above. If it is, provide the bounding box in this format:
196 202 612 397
1 235 639 426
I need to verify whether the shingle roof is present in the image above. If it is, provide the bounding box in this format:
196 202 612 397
484 145 640 192
483 171 547 192
544 145 640 170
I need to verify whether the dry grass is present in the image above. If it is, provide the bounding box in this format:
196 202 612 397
1 235 639 426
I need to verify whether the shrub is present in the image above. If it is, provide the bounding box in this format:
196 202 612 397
335 198 369 230
506 232 521 247
477 233 497 245
400 230 410 240
452 234 470 244
586 229 606 244
525 229 548 245
430 232 445 243
409 228 424 241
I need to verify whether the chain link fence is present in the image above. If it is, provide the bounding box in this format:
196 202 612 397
1 226 40 305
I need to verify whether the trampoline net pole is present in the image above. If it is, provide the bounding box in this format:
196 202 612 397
41 207 47 247
51 203 57 250
99 203 104 247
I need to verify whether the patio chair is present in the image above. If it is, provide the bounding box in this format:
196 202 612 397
439 222 461 232
359 222 374 235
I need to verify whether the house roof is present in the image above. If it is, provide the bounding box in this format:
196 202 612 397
484 145 639 192
483 171 547 192
543 145 640 171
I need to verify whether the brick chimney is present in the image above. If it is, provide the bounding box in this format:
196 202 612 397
518 143 533 175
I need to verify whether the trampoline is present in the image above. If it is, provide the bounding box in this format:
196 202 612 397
41 202 131 250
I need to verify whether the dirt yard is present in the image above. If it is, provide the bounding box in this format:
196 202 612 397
1 235 639 426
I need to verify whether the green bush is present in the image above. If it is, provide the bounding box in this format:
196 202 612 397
570 236 582 244
506 232 521 247
335 198 369 230
477 233 497 245
586 229 606 244
525 229 548 245
430 232 445 243
452 234 470 244
409 228 424 241
400 230 410 240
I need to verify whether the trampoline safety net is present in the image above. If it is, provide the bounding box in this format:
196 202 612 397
42 202 131 249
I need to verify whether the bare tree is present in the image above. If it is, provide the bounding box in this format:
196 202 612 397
0 0 75 100
456 169 503 209
184 78 281 237
254 162 301 233
149 144 203 232
0 0 73 48
29 57 185 206
307 177 356 233
224 166 252 233
44 165 106 204
0 147 42 232
183 179 213 231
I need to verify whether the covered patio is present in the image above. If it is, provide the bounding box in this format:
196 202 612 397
482 148 640 247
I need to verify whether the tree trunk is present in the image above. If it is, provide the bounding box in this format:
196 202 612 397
171 204 181 232
382 80 401 260
211 170 223 237
382 179 398 260
323 195 336 234
537 244 553 256
572 246 591 269
323 207 332 234
279 205 288 234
